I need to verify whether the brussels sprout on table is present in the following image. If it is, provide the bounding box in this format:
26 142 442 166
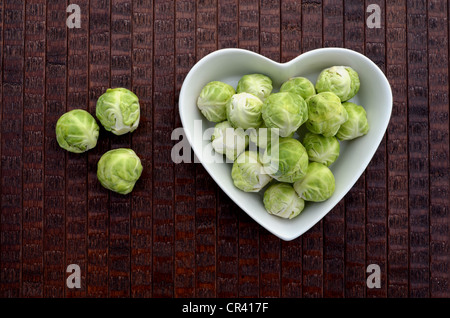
262 137 309 183
280 77 316 100
236 73 273 102
263 183 305 219
96 88 141 135
315 66 360 102
302 132 340 167
305 91 348 137
55 109 99 153
231 151 272 192
211 121 249 161
262 92 308 137
97 148 143 195
226 92 263 129
197 81 236 123
293 162 335 202
336 102 370 141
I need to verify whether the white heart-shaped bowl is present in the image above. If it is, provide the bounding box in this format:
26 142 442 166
179 48 392 241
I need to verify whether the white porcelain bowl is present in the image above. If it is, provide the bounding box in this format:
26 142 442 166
179 48 392 241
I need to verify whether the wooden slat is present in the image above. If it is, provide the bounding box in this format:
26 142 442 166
153 0 175 297
280 0 301 63
343 0 366 298
301 0 323 298
174 0 196 298
22 0 46 298
364 0 387 298
109 0 133 298
237 0 259 297
322 0 345 298
1 0 25 298
280 0 302 298
427 0 449 298
87 0 110 297
259 0 281 299
66 0 88 298
130 0 153 298
386 0 409 297
216 0 239 299
44 0 66 297
218 0 238 49
0 0 3 296
195 0 217 297
407 0 429 298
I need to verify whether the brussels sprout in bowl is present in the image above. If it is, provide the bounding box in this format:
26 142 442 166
226 92 263 129
211 121 249 162
56 109 99 153
231 151 272 193
179 47 392 241
236 73 273 102
197 81 236 122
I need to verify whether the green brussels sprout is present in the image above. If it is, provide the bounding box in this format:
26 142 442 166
262 92 308 137
211 121 249 161
336 102 370 140
226 92 263 129
197 81 236 122
236 74 273 102
97 148 143 195
96 88 140 135
263 183 305 219
315 66 360 102
231 151 272 192
55 109 99 153
248 123 289 150
262 137 309 183
280 77 316 100
305 92 348 137
293 162 335 202
302 132 340 167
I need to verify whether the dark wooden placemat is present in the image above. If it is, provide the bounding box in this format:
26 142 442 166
0 0 448 298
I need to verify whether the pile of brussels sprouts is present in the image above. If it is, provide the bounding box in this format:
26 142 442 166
197 66 369 220
55 88 143 195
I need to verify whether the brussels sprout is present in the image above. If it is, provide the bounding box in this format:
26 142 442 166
97 148 143 195
211 121 249 161
305 92 348 137
248 123 291 150
226 92 263 129
293 162 335 202
55 109 99 153
336 102 370 141
280 77 316 100
263 183 305 219
262 137 309 183
262 92 308 137
197 81 236 122
315 66 360 102
236 73 273 102
302 132 340 167
96 88 140 135
231 151 272 192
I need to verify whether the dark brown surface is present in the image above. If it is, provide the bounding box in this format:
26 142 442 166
0 0 449 298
